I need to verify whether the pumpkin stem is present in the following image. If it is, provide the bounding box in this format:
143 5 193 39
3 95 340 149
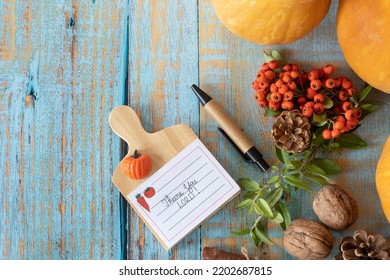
132 149 140 159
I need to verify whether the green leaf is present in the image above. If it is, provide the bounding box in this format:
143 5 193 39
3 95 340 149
323 95 334 109
330 142 340 149
243 191 257 200
271 50 283 63
290 160 301 168
267 175 280 184
312 126 327 147
269 211 284 224
305 164 329 179
276 203 291 231
253 203 263 215
271 166 279 173
311 112 328 126
257 198 273 219
265 187 283 208
311 158 342 175
254 224 274 245
237 178 260 192
359 85 373 102
250 229 261 247
275 146 290 164
361 104 381 117
236 199 253 209
264 107 282 117
305 172 329 186
335 133 368 149
284 174 312 191
231 229 250 236
263 50 284 65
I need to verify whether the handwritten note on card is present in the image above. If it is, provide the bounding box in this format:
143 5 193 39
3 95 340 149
128 138 241 249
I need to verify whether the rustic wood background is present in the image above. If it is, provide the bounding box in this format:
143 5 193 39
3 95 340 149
1 0 389 260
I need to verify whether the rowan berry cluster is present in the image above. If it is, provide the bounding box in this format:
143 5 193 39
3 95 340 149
252 60 363 140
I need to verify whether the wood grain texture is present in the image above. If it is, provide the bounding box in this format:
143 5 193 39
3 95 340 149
199 0 390 260
0 0 128 259
127 0 200 259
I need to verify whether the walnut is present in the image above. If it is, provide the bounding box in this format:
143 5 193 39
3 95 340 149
312 184 359 231
283 219 334 260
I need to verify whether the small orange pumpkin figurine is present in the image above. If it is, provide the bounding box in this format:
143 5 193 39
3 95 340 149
121 150 152 180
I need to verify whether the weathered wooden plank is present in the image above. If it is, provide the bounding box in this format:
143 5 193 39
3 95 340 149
0 0 128 259
127 0 200 259
199 0 390 260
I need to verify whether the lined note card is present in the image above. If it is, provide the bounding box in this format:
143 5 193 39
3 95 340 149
127 138 241 249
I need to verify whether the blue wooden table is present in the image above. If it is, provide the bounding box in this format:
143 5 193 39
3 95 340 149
1 0 389 260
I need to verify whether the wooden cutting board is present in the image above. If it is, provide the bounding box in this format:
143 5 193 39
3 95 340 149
108 105 240 249
109 105 198 198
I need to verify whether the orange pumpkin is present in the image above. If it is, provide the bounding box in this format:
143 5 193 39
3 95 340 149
337 0 390 94
376 135 390 223
210 0 331 45
121 150 152 180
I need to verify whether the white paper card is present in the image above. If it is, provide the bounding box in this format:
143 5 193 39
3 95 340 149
127 138 241 249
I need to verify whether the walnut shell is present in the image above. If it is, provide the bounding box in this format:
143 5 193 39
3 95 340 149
283 219 334 260
313 184 359 231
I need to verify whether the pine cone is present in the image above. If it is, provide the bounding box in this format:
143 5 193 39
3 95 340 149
334 230 390 260
272 110 311 153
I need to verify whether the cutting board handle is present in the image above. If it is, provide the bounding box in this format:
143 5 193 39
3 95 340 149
108 105 148 149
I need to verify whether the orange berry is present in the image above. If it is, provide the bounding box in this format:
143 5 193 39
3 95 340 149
345 109 357 120
254 91 267 102
282 64 292 71
270 92 282 102
261 63 270 71
269 101 281 111
278 84 289 94
306 88 317 99
346 118 359 130
270 83 278 93
313 103 325 114
252 81 260 90
347 87 357 96
264 70 275 81
341 77 353 89
322 64 335 75
355 108 363 119
282 75 292 83
338 90 349 101
258 81 269 90
297 96 307 106
308 70 320 81
310 79 322 90
290 71 299 79
342 101 353 112
333 121 345 131
287 81 297 90
302 106 313 118
258 100 269 108
331 129 341 138
304 101 314 108
268 60 279 70
313 93 325 103
333 77 342 88
322 129 332 140
325 78 335 89
335 115 346 124
275 79 284 88
283 91 294 101
291 64 299 71
281 101 294 111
